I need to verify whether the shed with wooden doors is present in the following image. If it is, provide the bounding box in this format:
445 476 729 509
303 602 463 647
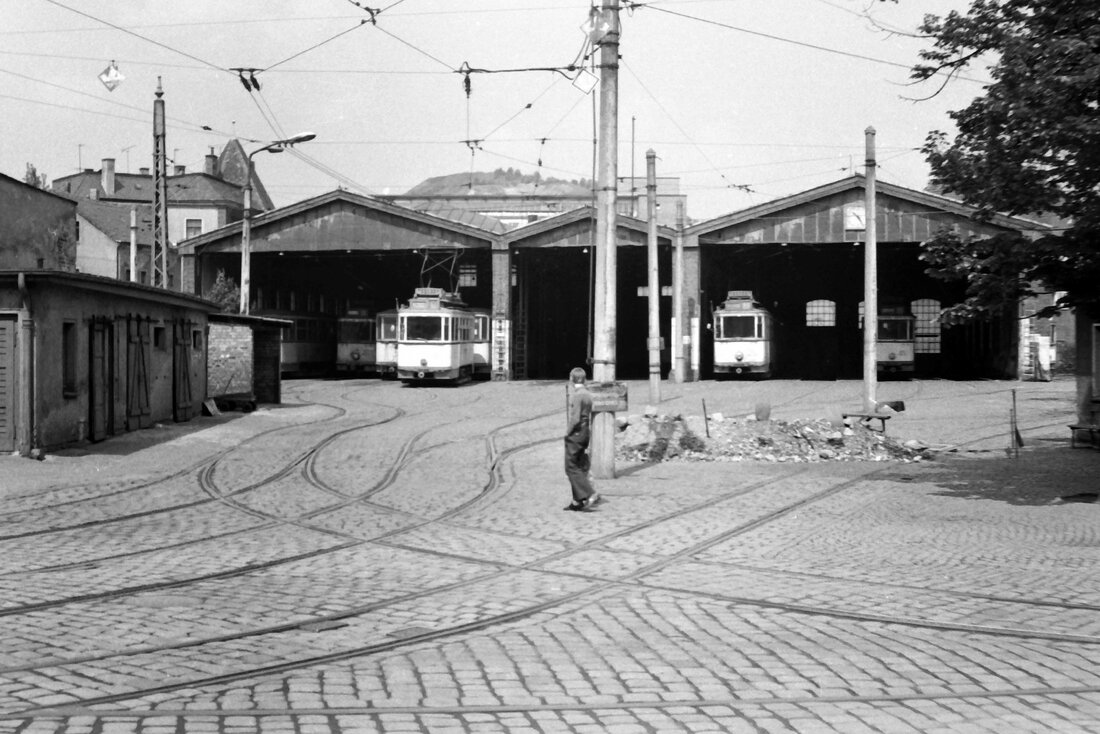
685 175 1049 380
0 271 214 455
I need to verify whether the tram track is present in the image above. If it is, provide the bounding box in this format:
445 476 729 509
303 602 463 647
1 379 1093 721
4 447 1097 717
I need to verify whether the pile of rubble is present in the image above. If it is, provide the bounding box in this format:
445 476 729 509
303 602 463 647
615 411 932 463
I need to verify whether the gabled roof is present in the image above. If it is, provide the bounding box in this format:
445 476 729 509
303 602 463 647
687 174 1049 236
176 188 501 254
395 201 508 234
53 170 244 207
0 171 79 206
76 199 154 245
501 205 677 244
217 139 275 211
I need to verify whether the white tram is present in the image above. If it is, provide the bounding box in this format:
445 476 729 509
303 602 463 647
471 309 492 379
375 308 398 379
335 310 377 374
397 288 478 383
713 291 775 378
876 309 916 377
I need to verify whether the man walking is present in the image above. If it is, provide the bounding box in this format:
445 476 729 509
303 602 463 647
564 367 601 511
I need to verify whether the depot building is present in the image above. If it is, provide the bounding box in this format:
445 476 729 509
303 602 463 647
177 175 1046 382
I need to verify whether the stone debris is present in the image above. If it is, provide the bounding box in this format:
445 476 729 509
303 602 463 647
615 413 932 463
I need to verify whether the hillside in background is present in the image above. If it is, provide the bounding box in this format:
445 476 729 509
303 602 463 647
406 168 591 197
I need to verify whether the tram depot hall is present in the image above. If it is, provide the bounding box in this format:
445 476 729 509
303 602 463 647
178 175 1046 383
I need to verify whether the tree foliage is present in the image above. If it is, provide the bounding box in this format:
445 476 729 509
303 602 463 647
913 0 1100 320
204 270 240 313
24 163 47 189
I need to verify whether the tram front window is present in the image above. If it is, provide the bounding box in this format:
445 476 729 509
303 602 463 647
719 314 759 339
378 316 397 340
878 318 913 341
403 316 443 341
339 320 374 342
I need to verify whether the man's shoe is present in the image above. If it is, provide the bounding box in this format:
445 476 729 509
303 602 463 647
564 501 590 512
584 493 602 508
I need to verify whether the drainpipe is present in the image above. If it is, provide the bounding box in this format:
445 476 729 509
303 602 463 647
16 273 36 457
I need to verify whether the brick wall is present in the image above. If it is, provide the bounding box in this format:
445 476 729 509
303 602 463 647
207 322 253 396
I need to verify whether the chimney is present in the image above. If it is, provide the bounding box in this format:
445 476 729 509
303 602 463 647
139 167 150 175
173 164 186 175
204 147 218 176
101 158 116 195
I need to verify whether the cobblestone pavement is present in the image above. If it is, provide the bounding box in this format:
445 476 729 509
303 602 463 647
0 377 1098 733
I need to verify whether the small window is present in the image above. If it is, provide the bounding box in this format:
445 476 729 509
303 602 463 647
458 263 477 288
185 218 202 239
192 330 203 350
806 299 836 327
153 325 166 349
62 321 77 397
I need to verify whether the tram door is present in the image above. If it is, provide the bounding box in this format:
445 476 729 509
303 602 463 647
802 299 839 380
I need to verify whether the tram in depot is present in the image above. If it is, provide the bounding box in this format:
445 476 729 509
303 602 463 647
279 312 337 376
876 308 916 377
712 291 776 378
471 309 492 379
375 308 399 379
335 310 377 375
397 288 479 384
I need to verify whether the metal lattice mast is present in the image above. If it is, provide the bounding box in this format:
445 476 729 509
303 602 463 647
152 77 169 288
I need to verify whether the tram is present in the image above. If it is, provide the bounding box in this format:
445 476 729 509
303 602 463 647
279 313 336 376
397 288 478 384
712 291 775 378
876 308 916 377
335 310 377 375
375 308 399 379
471 309 492 379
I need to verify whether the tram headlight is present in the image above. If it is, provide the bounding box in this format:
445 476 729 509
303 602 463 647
351 350 360 361
420 358 428 366
888 352 897 361
735 351 744 361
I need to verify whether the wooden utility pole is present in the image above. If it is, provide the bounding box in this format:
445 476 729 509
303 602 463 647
645 149 661 404
863 126 878 412
591 0 620 479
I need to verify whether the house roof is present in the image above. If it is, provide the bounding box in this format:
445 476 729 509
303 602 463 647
76 199 154 245
392 201 508 234
0 171 79 207
687 174 1050 236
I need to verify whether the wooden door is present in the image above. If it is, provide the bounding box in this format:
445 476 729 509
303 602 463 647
173 320 194 422
127 316 152 429
89 317 110 441
0 316 15 453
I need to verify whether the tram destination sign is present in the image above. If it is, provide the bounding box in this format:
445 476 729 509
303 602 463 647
589 381 628 413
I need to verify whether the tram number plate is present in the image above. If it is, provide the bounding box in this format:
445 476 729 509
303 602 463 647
589 381 628 413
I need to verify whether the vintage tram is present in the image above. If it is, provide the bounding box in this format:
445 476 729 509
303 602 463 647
335 310 377 375
876 308 916 377
397 288 478 384
712 291 775 378
375 308 399 379
471 309 492 380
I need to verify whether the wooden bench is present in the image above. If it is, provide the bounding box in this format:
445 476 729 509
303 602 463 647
842 412 892 434
1069 423 1099 449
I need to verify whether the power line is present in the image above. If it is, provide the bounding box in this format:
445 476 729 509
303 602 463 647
39 0 227 73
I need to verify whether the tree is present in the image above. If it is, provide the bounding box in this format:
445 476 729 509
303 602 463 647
204 270 240 313
912 0 1100 321
24 163 47 189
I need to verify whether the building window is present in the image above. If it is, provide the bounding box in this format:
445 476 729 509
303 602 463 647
185 219 202 239
62 321 77 397
458 263 477 288
192 329 203 350
153 325 166 350
911 298 942 354
806 299 836 327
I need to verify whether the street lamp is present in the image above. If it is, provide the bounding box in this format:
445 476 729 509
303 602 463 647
239 132 316 314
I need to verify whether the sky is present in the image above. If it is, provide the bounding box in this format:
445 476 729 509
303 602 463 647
0 0 988 222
